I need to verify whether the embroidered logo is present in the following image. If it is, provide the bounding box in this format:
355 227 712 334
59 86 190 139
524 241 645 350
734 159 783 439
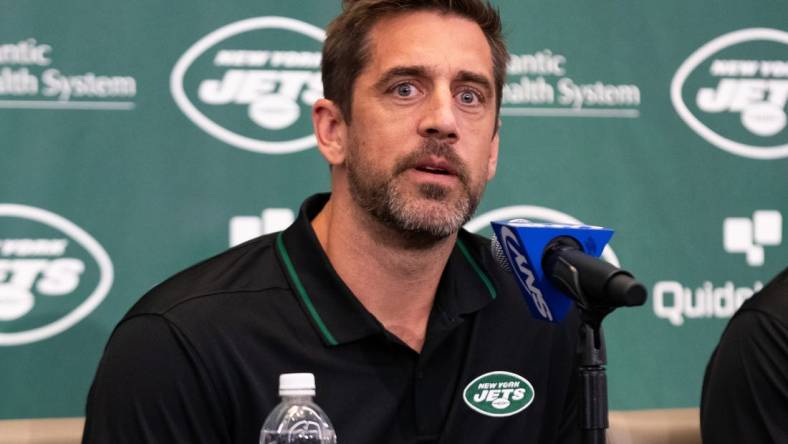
463 371 535 417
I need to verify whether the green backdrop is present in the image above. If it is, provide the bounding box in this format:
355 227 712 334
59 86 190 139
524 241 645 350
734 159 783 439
1 0 786 419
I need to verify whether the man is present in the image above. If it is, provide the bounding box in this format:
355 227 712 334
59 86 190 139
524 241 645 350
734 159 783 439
701 266 788 443
83 1 581 442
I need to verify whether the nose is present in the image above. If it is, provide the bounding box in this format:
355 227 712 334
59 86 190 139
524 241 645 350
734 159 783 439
417 88 458 142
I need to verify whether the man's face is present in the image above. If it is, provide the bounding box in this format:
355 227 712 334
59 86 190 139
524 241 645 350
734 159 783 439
343 10 499 241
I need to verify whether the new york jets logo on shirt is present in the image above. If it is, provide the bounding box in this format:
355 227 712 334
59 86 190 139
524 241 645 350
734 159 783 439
463 371 535 417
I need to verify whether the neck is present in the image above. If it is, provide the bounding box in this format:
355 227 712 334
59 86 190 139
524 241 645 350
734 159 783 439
311 193 456 352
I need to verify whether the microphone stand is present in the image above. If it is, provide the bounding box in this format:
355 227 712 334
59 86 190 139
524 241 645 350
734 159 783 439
547 255 639 444
491 232 646 443
576 307 611 444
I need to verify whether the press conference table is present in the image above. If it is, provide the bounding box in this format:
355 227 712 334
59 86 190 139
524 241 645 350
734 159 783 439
0 408 701 444
0 417 84 444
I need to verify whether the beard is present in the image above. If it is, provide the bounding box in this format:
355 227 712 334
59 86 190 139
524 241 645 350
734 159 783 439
345 137 486 244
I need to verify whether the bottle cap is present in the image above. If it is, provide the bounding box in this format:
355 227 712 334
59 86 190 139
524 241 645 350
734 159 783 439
279 373 316 396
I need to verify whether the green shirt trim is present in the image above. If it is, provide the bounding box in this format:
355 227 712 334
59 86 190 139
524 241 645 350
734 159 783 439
276 233 495 345
276 232 338 346
456 238 497 300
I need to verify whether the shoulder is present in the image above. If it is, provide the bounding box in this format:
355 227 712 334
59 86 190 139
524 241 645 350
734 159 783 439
736 266 788 324
125 232 288 318
701 317 788 442
713 267 788 357
705 267 788 375
701 268 788 442
96 231 310 398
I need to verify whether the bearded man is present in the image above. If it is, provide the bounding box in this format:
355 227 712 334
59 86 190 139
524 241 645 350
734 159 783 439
83 1 581 443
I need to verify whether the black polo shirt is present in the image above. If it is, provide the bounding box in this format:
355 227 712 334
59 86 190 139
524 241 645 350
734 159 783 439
701 267 788 443
83 193 581 444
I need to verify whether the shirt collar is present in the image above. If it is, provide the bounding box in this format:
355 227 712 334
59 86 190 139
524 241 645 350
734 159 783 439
276 193 497 347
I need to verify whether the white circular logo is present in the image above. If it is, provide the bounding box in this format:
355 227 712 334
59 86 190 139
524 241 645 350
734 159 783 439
171 17 325 154
671 28 788 160
0 205 113 346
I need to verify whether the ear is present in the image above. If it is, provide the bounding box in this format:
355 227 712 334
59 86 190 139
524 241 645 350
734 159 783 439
312 98 347 165
486 122 500 181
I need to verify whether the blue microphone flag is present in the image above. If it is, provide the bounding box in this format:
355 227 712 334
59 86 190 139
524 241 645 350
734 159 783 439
491 220 614 322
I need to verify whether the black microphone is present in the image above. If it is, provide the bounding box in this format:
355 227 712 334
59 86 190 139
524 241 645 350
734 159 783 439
540 236 647 309
490 221 646 321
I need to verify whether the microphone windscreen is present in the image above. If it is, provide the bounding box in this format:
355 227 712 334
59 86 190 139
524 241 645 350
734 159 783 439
490 236 512 273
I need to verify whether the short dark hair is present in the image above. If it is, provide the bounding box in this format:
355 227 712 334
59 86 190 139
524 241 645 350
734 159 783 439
321 0 508 125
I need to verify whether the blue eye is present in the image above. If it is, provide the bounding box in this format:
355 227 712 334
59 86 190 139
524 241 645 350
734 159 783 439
396 83 415 97
458 90 479 104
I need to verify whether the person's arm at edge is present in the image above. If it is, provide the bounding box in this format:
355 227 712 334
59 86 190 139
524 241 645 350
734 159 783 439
701 310 788 443
82 314 229 444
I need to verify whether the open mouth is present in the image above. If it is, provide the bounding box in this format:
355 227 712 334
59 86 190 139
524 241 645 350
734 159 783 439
411 157 458 177
415 165 452 175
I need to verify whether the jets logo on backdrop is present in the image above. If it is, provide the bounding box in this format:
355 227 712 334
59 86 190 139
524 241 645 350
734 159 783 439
671 28 788 159
0 205 113 345
171 17 324 154
465 205 621 267
463 371 534 417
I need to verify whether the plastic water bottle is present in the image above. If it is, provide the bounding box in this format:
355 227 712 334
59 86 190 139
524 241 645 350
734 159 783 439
260 373 337 444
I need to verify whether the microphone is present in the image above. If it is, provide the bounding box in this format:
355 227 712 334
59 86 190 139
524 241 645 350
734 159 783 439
490 219 647 322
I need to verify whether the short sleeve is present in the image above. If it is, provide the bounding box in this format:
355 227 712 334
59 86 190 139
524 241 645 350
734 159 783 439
82 315 229 444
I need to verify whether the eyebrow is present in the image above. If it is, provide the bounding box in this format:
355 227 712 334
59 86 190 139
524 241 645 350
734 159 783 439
373 66 429 91
455 69 493 96
373 65 494 96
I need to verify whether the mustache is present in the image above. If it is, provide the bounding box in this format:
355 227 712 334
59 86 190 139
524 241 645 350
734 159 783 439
393 139 470 184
